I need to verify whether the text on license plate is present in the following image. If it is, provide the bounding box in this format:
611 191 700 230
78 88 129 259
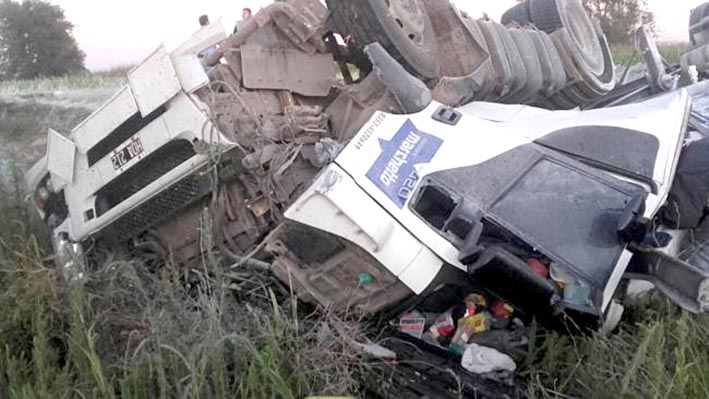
111 138 144 170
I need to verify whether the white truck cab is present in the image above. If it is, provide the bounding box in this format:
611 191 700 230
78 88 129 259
25 0 709 328
269 92 696 320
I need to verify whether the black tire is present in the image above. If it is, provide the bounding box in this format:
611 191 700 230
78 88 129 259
494 23 528 102
501 1 532 26
478 21 514 100
529 0 563 32
539 29 568 92
690 3 709 27
528 30 556 96
690 4 709 48
326 0 440 81
533 0 604 76
507 29 544 103
530 0 600 59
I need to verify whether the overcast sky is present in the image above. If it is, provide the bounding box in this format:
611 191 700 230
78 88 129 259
48 0 707 71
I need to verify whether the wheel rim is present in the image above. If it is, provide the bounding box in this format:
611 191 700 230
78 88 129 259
385 0 427 46
561 0 603 74
565 5 597 55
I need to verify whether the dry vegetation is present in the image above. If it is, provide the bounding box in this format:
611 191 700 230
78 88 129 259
0 175 377 398
0 77 373 398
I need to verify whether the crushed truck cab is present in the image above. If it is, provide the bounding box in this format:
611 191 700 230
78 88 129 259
267 93 693 319
25 0 709 328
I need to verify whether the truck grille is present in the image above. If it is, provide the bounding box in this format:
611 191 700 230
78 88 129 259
93 169 212 244
95 139 196 217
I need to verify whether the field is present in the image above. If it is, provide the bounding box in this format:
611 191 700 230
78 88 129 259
0 74 124 183
0 74 369 399
2 67 709 398
612 43 690 67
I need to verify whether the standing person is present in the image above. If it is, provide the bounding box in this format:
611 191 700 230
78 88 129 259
234 7 253 33
198 14 210 27
198 15 218 60
242 7 253 21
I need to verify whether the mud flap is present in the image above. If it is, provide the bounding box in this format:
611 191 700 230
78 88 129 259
627 247 709 313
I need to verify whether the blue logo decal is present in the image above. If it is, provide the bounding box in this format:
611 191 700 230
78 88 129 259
366 119 443 208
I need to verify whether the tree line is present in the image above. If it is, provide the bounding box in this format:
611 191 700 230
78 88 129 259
582 0 655 45
0 0 85 80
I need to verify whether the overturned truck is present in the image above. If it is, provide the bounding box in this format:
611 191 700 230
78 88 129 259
25 0 709 335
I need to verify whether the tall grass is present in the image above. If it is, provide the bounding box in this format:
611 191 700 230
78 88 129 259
0 165 365 398
526 294 709 399
0 240 364 398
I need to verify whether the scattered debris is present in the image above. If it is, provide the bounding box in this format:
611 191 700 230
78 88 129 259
461 343 517 374
399 310 426 339
350 341 398 361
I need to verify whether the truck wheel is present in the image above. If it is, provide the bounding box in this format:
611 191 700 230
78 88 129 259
690 3 709 47
529 0 563 32
690 3 709 28
326 0 441 81
531 0 603 75
501 1 532 26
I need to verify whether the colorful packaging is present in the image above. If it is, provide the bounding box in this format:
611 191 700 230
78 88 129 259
429 311 456 339
465 294 488 309
400 312 426 339
491 300 515 320
449 312 491 354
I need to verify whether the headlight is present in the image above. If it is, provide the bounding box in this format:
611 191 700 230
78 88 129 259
699 279 709 313
55 236 86 283
34 186 50 211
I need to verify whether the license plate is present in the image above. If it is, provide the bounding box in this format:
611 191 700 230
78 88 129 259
111 137 144 170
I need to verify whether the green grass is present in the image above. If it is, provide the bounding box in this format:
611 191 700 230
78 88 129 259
0 161 365 398
526 294 709 399
657 43 689 66
0 237 363 398
612 42 690 66
3 65 709 398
